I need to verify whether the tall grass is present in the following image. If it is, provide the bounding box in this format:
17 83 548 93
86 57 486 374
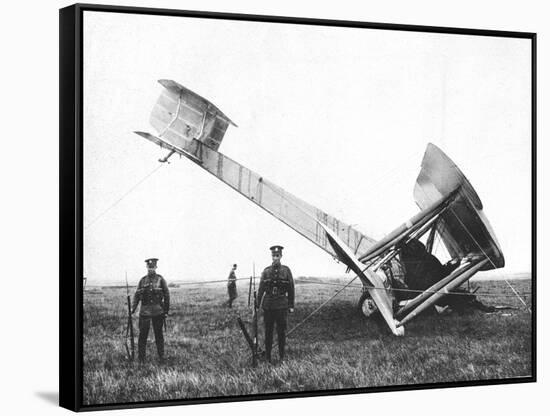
83 279 532 405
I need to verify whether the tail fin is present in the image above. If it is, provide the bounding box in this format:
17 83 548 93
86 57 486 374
149 80 237 152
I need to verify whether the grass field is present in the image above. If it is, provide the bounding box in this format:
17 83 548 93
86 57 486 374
82 278 532 406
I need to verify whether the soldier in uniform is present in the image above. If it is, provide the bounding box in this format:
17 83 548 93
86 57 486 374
131 258 170 363
258 245 295 363
227 264 238 308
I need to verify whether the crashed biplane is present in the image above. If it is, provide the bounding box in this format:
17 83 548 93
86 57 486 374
135 80 504 336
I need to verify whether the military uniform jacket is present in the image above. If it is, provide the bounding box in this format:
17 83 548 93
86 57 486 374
227 270 237 297
227 270 237 288
258 264 295 310
132 273 170 317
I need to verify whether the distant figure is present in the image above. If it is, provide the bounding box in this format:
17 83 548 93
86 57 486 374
258 245 295 363
227 264 238 308
132 258 170 363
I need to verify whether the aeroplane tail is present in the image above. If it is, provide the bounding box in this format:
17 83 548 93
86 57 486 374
136 81 378 260
149 79 237 153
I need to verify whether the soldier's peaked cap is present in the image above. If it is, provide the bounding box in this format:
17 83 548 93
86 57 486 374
145 258 159 267
269 245 284 255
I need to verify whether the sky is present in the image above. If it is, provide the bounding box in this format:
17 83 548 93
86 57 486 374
82 11 532 284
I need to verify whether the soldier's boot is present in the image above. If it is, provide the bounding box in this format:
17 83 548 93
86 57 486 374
265 339 274 364
156 343 164 363
278 324 286 362
138 317 150 364
265 345 272 364
278 342 285 362
137 346 146 364
152 315 165 363
157 345 165 364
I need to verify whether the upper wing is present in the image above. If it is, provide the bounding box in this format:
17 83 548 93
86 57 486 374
356 144 504 273
413 143 504 270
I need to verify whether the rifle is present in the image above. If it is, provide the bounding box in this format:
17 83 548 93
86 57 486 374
237 262 259 367
124 272 135 362
247 273 253 307
251 262 258 367
163 312 169 334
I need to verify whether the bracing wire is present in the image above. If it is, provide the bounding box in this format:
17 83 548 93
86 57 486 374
286 276 359 337
416 175 531 312
448 197 531 312
84 164 165 230
115 276 529 299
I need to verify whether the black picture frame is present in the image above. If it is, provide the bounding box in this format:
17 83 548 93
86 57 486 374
60 3 537 412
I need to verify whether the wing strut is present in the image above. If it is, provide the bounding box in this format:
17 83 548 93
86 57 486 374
159 149 176 163
358 189 459 264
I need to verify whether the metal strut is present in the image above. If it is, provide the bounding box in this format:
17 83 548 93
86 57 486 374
159 149 176 163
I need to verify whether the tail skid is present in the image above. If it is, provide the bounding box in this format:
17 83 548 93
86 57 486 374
134 131 202 164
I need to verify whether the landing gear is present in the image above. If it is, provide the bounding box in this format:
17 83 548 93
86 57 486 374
357 291 404 335
358 291 378 318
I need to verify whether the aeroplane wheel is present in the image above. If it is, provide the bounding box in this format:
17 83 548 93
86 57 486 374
358 291 379 318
